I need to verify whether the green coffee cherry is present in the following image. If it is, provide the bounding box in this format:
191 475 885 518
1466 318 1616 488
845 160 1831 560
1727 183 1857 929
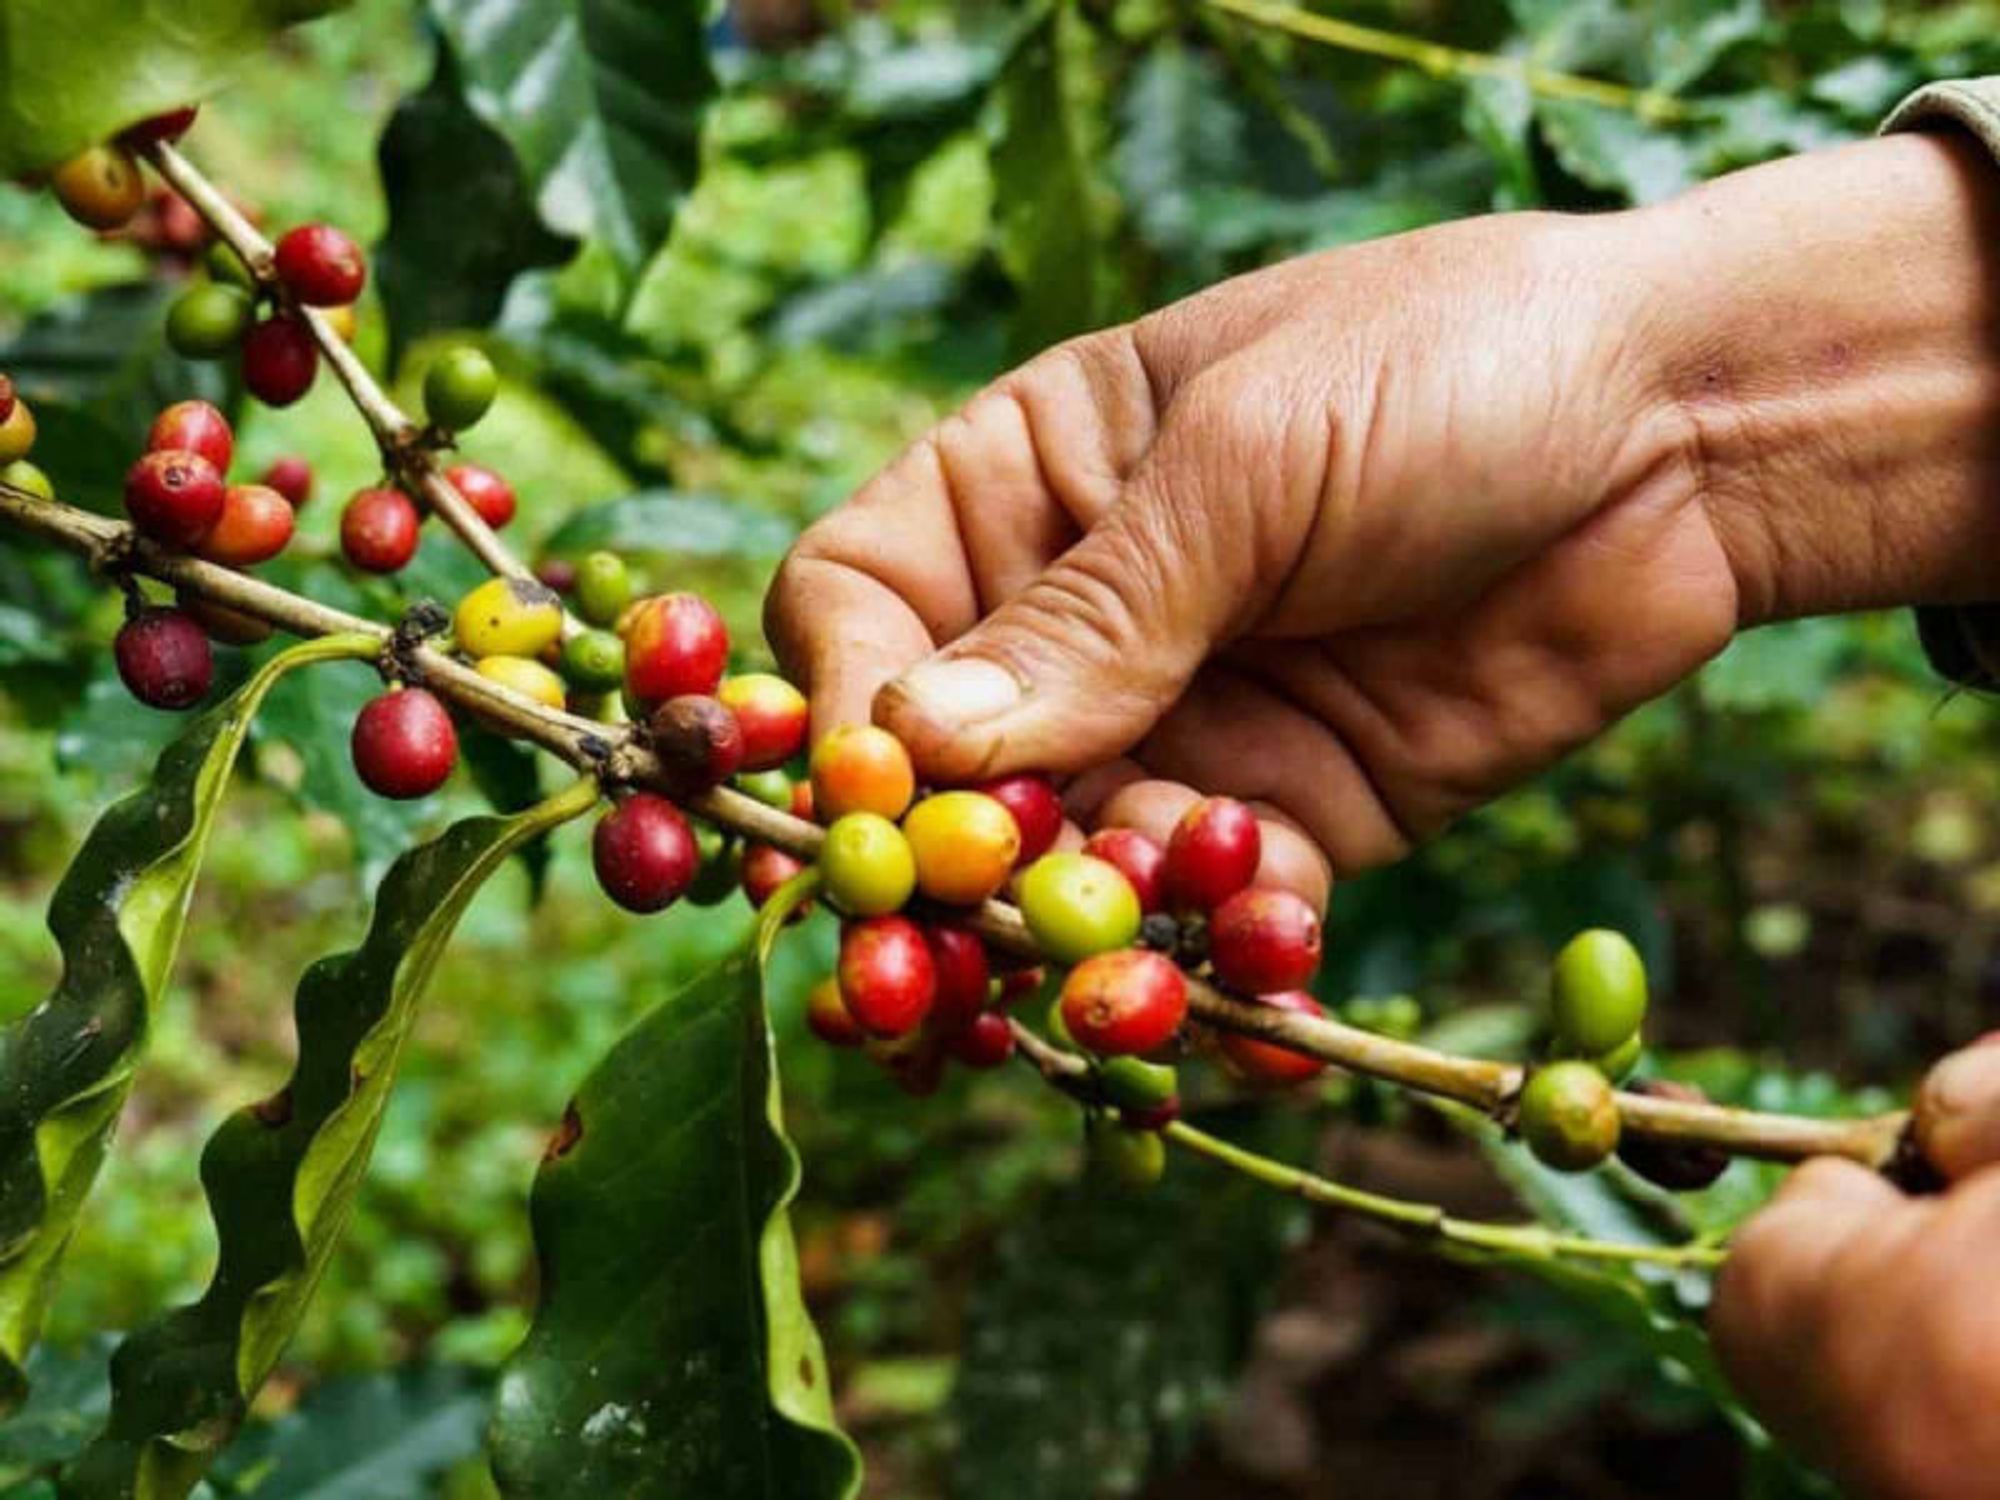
206 241 258 291
1098 1056 1179 1113
686 826 741 907
1549 929 1647 1057
1017 852 1142 964
0 460 54 502
819 812 917 918
1046 996 1076 1049
167 284 254 360
1593 1031 1643 1084
561 629 627 692
1087 1113 1165 1189
1518 1061 1620 1173
737 768 793 810
424 345 498 431
575 550 633 628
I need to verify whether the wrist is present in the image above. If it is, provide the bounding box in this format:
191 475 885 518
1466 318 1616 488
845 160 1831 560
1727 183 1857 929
1631 130 2000 626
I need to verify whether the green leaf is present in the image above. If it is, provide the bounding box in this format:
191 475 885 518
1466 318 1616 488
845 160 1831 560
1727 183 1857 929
0 634 377 1410
64 777 601 1500
489 943 860 1500
988 0 1131 358
456 723 549 900
0 1340 112 1478
1112 44 1250 266
538 489 797 563
424 0 717 272
0 0 349 176
375 46 575 364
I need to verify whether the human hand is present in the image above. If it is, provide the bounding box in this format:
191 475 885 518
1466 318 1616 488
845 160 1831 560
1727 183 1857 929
1711 1038 2000 1498
767 132 2000 906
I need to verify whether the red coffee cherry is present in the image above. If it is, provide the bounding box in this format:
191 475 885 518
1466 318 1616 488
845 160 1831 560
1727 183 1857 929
926 923 992 1033
1081 828 1166 915
0 375 14 426
241 315 319 407
351 688 457 800
742 843 809 916
146 399 233 473
260 455 314 509
536 558 578 595
445 462 516 530
973 773 1064 864
119 106 199 147
592 793 699 914
1163 796 1262 913
340 487 421 574
115 608 213 710
837 915 937 1038
196 483 295 567
274 223 366 307
948 1011 1015 1069
807 976 867 1048
1059 950 1187 1057
124 450 225 547
717 673 808 771
868 1028 948 1098
623 593 728 707
1208 887 1323 995
648 694 746 797
789 779 816 822
1216 990 1328 1086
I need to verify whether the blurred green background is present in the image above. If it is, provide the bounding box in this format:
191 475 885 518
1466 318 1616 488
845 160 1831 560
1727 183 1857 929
6 1 2000 1495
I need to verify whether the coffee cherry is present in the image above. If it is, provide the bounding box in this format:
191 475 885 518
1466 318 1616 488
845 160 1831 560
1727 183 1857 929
273 223 366 307
476 655 568 710
809 724 915 823
114 608 213 710
592 793 698 913
687 828 743 907
819 812 916 917
1099 1056 1179 1114
561 629 626 692
717 674 808 771
1209 887 1322 994
903 791 1020 906
1059 949 1186 1056
1087 1114 1165 1189
51 144 145 230
424 345 497 430
926 923 991 1032
1594 1031 1643 1084
973 773 1063 864
194 483 294 567
1549 929 1647 1058
1216 990 1329 1086
623 593 729 706
742 843 809 916
125 450 224 547
147 399 233 474
574 551 633 628
454 576 563 660
340 487 421 574
260 456 313 509
1017 852 1141 964
1615 1079 1728 1191
998 966 1045 1007
178 591 272 646
1163 797 1262 913
1 460 54 502
1046 996 1076 1048
868 1028 948 1098
445 463 516 530
0 375 14 426
649 694 746 796
789 780 816 821
1080 828 1165 914
537 558 579 594
0 397 32 465
321 304 359 345
241 315 319 407
118 106 199 147
1518 1061 1620 1173
166 284 253 359
948 1011 1016 1069
807 976 867 1048
206 241 257 292
736 769 793 809
838 916 936 1038
352 688 457 799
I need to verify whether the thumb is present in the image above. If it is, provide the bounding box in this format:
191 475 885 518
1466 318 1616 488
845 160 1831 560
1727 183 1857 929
874 456 1250 784
1912 1031 2000 1181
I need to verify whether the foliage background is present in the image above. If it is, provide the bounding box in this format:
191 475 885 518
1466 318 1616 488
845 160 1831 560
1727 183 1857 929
4 0 2000 1494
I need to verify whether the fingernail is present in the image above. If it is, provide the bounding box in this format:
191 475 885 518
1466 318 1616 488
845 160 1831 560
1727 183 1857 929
887 657 1021 730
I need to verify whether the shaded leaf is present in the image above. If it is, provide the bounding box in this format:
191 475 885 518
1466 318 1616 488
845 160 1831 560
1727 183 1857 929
489 943 859 1500
0 635 378 1409
457 722 548 900
65 777 601 1499
0 1339 112 1476
538 489 796 563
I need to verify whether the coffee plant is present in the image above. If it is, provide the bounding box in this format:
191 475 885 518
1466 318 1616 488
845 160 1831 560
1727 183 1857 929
0 1 1995 1496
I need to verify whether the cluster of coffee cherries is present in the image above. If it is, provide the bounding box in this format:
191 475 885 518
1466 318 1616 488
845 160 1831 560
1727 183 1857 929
1514 929 1727 1190
0 374 52 508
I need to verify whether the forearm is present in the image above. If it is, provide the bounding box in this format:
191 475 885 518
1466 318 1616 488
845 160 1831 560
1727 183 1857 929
1633 130 2000 625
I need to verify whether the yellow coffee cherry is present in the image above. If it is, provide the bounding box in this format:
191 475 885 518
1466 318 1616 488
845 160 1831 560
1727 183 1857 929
902 791 1020 905
455 576 563 660
0 399 36 465
476 655 568 710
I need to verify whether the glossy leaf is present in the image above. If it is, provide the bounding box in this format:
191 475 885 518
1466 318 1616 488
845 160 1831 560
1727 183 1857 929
0 634 377 1411
0 0 348 175
63 777 601 1499
424 0 716 271
489 932 859 1499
